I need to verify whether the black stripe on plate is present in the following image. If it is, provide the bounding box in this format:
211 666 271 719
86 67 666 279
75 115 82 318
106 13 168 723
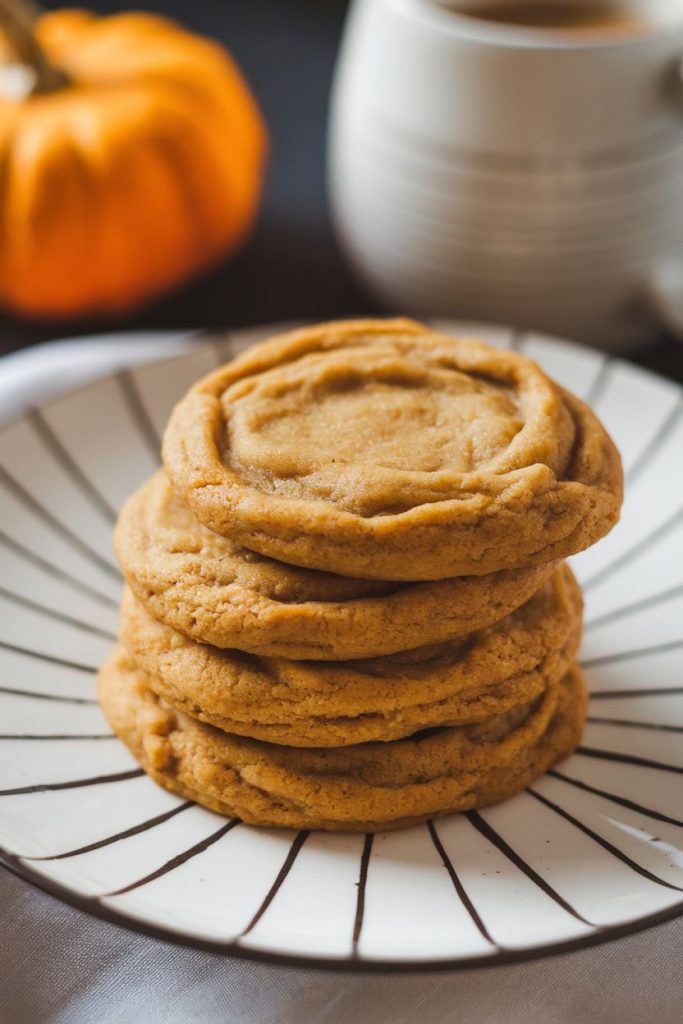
466 810 593 926
582 638 683 669
240 830 310 937
584 356 612 408
0 734 114 741
577 746 683 775
0 529 118 609
625 397 683 485
116 369 161 461
583 506 683 593
0 686 97 705
27 408 118 524
0 465 121 580
590 687 683 700
548 769 683 829
527 788 683 893
179 328 234 367
0 639 97 674
509 329 525 352
0 584 116 640
28 801 194 861
352 833 374 955
584 583 683 631
587 717 683 734
209 332 235 367
0 768 143 796
103 818 239 897
427 820 496 947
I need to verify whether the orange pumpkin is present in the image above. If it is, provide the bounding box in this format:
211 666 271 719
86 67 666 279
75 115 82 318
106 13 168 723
0 2 267 319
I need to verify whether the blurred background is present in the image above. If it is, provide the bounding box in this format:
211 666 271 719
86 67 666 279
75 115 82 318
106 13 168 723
0 0 681 383
0 0 378 354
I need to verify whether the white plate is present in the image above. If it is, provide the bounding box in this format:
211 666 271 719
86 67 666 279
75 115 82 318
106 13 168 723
0 322 681 969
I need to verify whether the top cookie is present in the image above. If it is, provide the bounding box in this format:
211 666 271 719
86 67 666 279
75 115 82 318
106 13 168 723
163 318 623 580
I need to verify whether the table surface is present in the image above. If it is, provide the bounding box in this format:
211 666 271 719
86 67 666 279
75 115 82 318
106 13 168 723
1 0 682 386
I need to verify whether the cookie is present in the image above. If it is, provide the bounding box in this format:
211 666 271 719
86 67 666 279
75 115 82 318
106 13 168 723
98 649 587 832
119 564 582 746
115 470 558 659
162 318 622 580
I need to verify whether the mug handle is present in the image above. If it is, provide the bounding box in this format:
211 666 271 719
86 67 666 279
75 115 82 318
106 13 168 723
645 263 683 339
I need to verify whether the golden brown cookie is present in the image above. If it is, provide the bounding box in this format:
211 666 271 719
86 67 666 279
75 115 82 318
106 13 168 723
97 648 587 832
118 564 582 746
115 470 558 659
162 318 623 580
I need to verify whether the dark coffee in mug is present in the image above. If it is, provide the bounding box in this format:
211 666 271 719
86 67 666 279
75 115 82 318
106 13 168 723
458 2 650 36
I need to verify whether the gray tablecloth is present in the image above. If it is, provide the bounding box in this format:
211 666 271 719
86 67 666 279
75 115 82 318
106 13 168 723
2 337 681 1024
4 868 682 1024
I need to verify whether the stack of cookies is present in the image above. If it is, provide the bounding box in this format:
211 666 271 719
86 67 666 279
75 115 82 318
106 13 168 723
99 319 623 832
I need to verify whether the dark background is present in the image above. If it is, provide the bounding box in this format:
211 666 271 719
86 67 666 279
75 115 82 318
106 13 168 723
2 0 683 385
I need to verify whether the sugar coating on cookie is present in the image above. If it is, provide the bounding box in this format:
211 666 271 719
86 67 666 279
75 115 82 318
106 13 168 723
162 319 623 579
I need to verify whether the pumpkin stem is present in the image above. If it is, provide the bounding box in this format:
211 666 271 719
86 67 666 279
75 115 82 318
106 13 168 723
0 0 69 94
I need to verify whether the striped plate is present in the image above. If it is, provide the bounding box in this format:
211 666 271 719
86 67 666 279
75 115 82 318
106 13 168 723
0 322 681 969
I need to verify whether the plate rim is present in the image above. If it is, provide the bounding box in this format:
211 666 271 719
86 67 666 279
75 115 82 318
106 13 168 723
1 321 681 435
2 844 682 972
1 322 682 971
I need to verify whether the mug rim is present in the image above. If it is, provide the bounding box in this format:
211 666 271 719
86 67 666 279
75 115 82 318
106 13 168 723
401 0 683 51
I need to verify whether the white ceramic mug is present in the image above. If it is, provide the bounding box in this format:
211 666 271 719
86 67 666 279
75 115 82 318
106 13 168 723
329 0 683 350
